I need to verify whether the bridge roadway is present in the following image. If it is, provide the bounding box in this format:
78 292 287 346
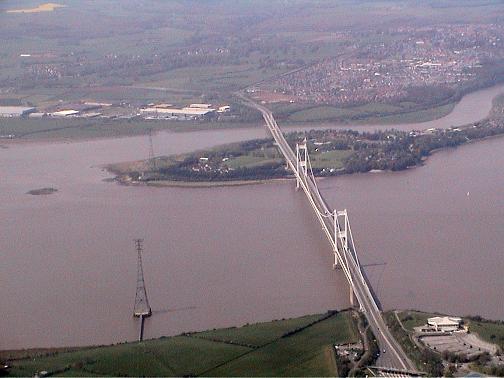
241 96 416 372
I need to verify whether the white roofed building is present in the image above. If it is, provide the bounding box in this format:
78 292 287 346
189 103 212 109
140 107 216 120
51 110 80 117
427 316 462 332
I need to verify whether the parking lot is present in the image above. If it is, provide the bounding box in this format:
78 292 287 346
420 332 497 359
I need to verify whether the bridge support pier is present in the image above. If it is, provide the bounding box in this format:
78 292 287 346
332 256 338 269
349 287 356 308
138 314 146 341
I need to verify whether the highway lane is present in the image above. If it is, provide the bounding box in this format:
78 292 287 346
241 95 416 372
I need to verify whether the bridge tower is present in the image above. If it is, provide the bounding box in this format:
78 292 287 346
334 209 362 272
333 210 359 308
333 210 349 269
133 239 151 341
295 139 308 189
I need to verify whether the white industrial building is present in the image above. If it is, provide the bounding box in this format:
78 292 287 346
50 110 80 117
427 316 462 332
0 106 36 117
28 112 47 118
189 103 212 109
140 107 216 120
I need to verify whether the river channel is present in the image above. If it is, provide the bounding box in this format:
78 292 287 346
1 84 504 349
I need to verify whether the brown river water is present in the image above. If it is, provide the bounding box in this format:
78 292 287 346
1 84 504 349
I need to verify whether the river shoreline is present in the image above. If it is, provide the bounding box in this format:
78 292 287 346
115 176 294 188
108 123 504 188
0 83 503 145
3 82 504 351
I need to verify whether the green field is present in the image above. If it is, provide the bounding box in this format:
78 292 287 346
195 314 325 347
359 103 457 125
394 310 439 332
225 147 284 169
466 318 504 352
4 310 358 377
143 64 288 93
225 155 284 169
309 150 353 170
285 103 402 123
277 102 455 124
206 313 357 376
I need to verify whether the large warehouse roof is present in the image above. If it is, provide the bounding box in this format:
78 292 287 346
141 107 215 116
0 106 35 116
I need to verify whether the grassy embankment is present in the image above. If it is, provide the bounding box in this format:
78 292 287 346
0 117 260 141
469 320 504 352
3 310 358 377
272 101 456 125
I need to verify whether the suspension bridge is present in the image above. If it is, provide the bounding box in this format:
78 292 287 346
239 94 417 372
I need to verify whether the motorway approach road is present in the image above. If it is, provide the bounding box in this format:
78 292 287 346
238 93 418 373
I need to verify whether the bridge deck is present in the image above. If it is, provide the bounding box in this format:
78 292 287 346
239 93 417 372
